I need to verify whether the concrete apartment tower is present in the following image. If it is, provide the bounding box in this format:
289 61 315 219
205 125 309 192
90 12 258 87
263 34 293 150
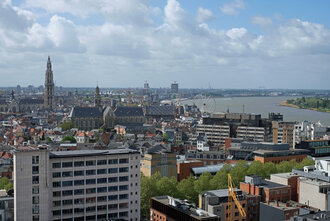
14 149 141 221
44 56 55 110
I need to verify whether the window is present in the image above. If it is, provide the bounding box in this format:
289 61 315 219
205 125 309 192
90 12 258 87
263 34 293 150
32 176 39 184
52 163 61 168
62 162 73 167
108 168 118 174
108 186 118 192
62 200 72 205
119 203 128 208
119 194 128 199
108 195 118 201
86 179 96 185
109 159 118 164
32 166 39 174
32 205 39 214
63 209 73 215
74 198 84 205
74 189 84 195
62 171 73 177
119 176 129 182
53 182 61 188
86 188 96 194
119 212 128 217
86 197 96 203
86 170 96 175
62 190 73 196
32 196 39 204
32 186 39 194
74 161 84 167
32 215 39 221
119 167 129 173
53 201 61 207
86 206 96 212
62 181 73 187
108 177 118 183
74 208 84 213
119 185 128 191
97 160 107 165
53 172 61 178
32 156 39 164
119 158 129 164
74 180 84 186
86 160 96 166
74 170 84 176
98 205 107 211
98 196 107 202
53 191 61 197
97 178 107 184
53 210 61 216
97 187 107 193
97 169 107 174
108 204 117 210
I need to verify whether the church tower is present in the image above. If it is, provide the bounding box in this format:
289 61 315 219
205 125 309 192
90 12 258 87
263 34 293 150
94 85 101 109
44 56 55 110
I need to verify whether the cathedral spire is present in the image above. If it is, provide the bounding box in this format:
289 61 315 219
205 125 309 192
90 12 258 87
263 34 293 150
44 56 55 110
95 85 101 109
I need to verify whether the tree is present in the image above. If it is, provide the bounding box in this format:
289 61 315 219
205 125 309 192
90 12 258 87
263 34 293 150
62 136 77 143
247 161 266 179
230 160 249 186
163 133 169 142
276 161 293 173
263 162 277 179
295 158 315 169
59 121 75 131
0 177 13 192
210 168 228 190
156 176 179 198
194 172 212 194
177 176 198 204
140 173 161 220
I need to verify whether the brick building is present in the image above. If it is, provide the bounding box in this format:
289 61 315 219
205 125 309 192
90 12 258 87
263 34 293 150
240 175 291 203
177 160 203 181
270 172 300 201
253 149 309 164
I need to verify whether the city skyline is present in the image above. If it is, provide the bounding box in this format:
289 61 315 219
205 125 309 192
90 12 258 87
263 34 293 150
1 0 330 89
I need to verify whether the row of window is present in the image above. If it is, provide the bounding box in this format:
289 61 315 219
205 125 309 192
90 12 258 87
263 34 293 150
52 168 131 178
53 209 129 218
53 179 129 189
53 191 129 199
52 159 129 168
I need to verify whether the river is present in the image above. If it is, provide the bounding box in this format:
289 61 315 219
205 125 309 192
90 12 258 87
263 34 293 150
182 96 330 126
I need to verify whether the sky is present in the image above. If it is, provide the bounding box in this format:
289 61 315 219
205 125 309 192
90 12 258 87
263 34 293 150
0 0 330 89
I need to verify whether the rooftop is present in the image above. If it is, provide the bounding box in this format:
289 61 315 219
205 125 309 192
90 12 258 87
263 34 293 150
70 106 103 118
114 106 144 117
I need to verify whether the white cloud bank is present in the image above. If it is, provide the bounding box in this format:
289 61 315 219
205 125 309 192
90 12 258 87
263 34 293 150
0 0 329 89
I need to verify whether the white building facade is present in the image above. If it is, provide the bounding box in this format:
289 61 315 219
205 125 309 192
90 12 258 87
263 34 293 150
14 149 141 221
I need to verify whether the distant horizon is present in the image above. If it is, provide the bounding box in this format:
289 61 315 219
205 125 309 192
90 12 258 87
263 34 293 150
1 0 330 89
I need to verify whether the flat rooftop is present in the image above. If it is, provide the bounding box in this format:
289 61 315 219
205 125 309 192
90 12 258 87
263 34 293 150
261 201 299 211
49 149 138 158
271 172 300 179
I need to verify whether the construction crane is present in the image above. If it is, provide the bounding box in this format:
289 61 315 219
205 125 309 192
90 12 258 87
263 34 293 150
228 173 246 221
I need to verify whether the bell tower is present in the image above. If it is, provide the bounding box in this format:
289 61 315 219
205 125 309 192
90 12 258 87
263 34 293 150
44 56 55 110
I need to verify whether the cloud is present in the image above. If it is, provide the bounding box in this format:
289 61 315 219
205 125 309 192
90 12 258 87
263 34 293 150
0 0 329 89
196 7 215 23
220 0 245 15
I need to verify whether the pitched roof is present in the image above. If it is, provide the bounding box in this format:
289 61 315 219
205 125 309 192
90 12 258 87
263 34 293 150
18 98 43 105
70 106 103 118
114 106 144 117
146 105 175 116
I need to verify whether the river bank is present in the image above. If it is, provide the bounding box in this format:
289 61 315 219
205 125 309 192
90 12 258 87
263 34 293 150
280 100 330 113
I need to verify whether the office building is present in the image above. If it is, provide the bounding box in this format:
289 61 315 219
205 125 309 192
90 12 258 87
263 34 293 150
196 124 230 146
236 126 272 142
170 82 179 94
295 139 330 157
185 150 227 166
260 201 299 221
270 172 300 201
14 149 141 221
293 121 327 148
150 196 220 221
177 160 204 181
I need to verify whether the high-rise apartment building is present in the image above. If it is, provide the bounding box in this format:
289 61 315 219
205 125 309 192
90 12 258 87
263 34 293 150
170 82 179 94
196 124 230 146
14 149 140 221
272 121 295 147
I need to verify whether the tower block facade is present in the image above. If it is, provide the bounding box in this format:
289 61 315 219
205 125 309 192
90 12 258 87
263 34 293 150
44 56 55 110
